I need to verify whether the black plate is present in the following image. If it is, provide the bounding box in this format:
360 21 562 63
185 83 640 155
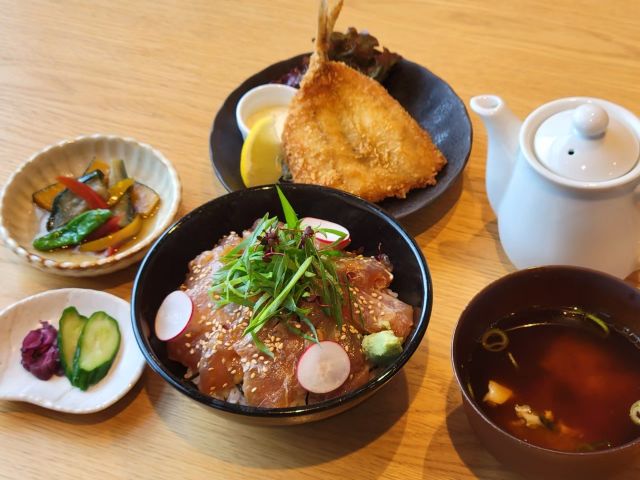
209 54 472 219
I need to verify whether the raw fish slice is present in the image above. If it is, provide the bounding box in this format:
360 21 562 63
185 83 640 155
282 0 447 202
167 234 241 372
198 348 243 399
235 322 307 408
336 255 393 290
336 256 414 338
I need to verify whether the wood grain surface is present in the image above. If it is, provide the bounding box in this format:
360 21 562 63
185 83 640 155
1 1 639 479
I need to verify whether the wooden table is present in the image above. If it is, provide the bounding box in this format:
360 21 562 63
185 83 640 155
1 1 638 478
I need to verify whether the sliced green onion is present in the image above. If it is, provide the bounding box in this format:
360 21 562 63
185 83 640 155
571 307 610 337
209 189 351 352
466 380 475 400
585 312 609 336
507 351 519 370
481 328 509 352
244 256 313 337
276 185 298 229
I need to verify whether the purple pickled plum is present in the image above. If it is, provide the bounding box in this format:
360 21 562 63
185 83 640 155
20 321 63 380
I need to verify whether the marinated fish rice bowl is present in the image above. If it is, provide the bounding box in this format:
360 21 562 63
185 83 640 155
158 189 412 406
132 184 431 422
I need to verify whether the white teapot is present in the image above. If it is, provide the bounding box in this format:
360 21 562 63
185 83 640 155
470 95 640 278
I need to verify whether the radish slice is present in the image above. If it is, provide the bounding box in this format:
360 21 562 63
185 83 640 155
300 217 350 249
296 341 351 393
155 290 193 341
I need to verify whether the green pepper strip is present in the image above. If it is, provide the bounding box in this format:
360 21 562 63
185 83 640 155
33 209 112 251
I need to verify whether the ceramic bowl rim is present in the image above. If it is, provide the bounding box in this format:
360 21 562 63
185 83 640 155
131 183 432 419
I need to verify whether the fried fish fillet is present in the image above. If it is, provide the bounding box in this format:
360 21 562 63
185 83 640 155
282 0 446 202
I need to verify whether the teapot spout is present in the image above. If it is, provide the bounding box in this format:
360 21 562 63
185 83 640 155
470 95 522 214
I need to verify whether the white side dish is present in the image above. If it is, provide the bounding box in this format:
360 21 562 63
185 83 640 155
0 288 145 414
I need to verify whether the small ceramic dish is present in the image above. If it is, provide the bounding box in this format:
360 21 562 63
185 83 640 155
0 288 145 414
235 84 297 139
0 135 181 276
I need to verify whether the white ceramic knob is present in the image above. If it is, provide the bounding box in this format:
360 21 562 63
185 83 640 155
573 103 609 138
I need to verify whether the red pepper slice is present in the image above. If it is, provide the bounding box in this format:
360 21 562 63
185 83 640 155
86 215 122 241
56 176 108 209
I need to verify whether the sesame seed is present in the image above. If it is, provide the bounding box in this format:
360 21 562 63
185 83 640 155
251 359 257 365
250 372 256 379
189 348 195 354
251 387 257 393
222 383 228 388
252 353 258 359
208 367 214 371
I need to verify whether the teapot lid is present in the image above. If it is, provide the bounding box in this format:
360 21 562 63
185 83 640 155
533 102 639 182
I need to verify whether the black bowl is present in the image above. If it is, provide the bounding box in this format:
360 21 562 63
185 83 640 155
132 183 432 424
209 54 472 219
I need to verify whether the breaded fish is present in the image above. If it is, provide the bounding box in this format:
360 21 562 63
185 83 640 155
282 0 447 202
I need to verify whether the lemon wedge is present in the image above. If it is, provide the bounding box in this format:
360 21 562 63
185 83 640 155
240 115 283 187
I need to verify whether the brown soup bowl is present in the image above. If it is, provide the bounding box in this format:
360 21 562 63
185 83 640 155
451 266 640 480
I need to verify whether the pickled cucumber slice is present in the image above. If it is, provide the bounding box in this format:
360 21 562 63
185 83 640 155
57 307 88 381
73 311 121 390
